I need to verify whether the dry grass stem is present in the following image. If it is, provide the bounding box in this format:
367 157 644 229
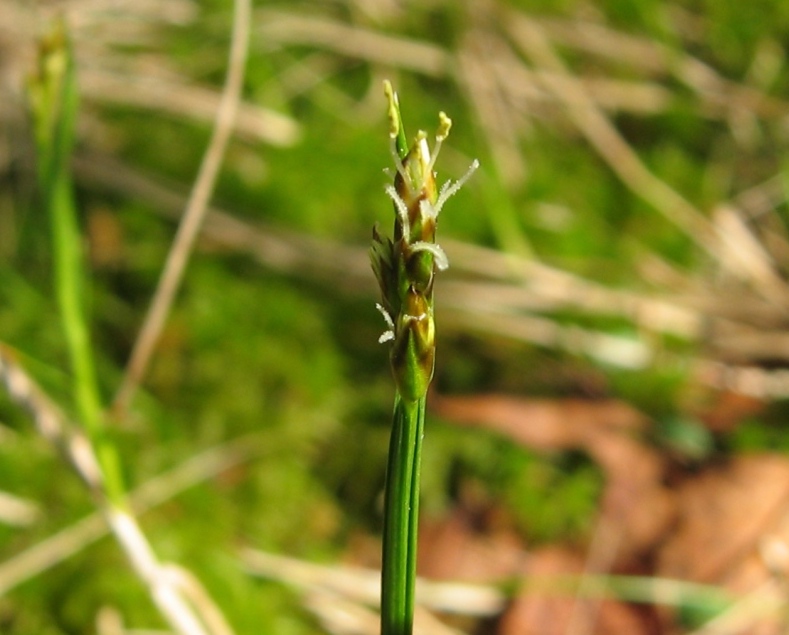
0 344 105 495
0 345 236 634
73 152 372 290
113 0 251 412
537 16 789 121
0 512 111 598
689 580 782 635
696 361 789 398
257 9 449 77
712 204 788 299
566 516 625 635
104 510 211 635
507 14 716 249
447 310 652 368
240 548 505 618
0 435 258 596
305 589 465 635
304 589 381 635
505 12 789 309
79 69 299 147
73 151 789 393
457 34 528 187
157 565 236 635
0 490 40 528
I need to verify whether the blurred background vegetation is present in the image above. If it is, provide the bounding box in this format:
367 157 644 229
4 0 789 633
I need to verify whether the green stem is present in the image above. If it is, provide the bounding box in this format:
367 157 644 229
50 152 102 437
31 23 126 506
403 396 425 628
381 394 425 635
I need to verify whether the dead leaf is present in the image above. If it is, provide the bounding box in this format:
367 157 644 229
432 394 675 563
657 454 789 591
418 505 528 583
431 395 646 452
498 547 649 635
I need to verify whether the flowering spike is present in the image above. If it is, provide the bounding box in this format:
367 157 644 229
372 81 477 402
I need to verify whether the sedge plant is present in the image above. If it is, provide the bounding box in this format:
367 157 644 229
372 82 478 635
27 21 126 505
25 24 227 635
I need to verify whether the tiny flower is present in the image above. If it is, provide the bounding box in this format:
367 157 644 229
389 288 435 402
372 81 477 402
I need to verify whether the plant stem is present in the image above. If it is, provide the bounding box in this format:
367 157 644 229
405 396 426 628
381 395 425 635
29 22 126 505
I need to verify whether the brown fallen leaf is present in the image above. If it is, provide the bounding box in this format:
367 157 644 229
498 546 649 635
431 395 647 452
588 434 676 562
418 500 528 583
697 390 766 433
657 454 789 590
431 393 676 564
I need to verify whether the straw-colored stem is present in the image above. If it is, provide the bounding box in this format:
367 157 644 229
113 0 251 412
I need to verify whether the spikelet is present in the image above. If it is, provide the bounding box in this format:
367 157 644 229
370 81 478 402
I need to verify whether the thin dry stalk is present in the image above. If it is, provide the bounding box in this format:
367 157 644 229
504 12 789 308
0 436 259 596
493 57 673 116
105 510 211 635
536 16 789 121
0 345 233 635
256 9 449 77
79 68 299 147
0 513 109 597
0 491 39 527
113 0 251 412
72 152 372 291
697 361 789 399
457 30 528 187
688 580 782 635
158 566 236 635
304 589 382 635
73 150 789 392
506 14 715 249
240 548 504 618
565 516 625 635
